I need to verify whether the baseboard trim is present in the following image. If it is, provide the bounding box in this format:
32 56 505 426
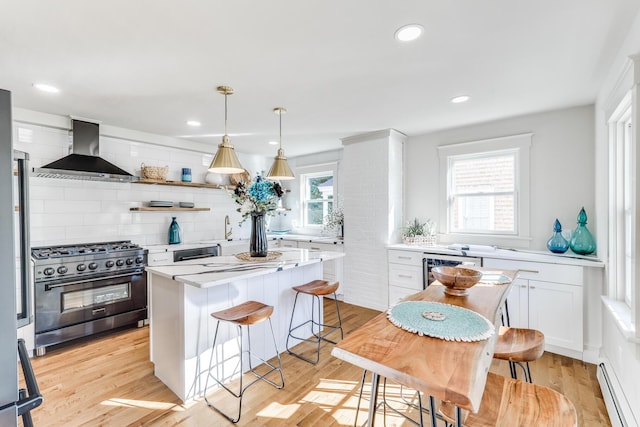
597 357 639 427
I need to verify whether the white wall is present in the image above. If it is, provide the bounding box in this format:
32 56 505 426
13 110 271 247
404 105 595 251
341 129 404 311
595 7 640 426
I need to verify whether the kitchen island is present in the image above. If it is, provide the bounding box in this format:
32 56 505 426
145 248 344 402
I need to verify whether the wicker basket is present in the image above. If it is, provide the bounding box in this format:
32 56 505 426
402 235 437 246
141 163 169 181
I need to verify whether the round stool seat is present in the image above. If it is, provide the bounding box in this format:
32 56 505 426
440 372 577 427
292 280 339 296
493 326 545 362
210 301 274 326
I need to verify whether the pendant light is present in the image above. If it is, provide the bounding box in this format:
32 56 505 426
208 85 244 174
267 107 294 180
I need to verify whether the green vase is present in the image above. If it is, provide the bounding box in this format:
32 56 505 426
569 208 596 255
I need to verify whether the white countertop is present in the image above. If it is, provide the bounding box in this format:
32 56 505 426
145 248 344 288
269 233 344 244
387 243 605 268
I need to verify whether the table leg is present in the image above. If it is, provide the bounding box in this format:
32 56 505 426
366 373 380 427
428 395 437 427
455 406 462 427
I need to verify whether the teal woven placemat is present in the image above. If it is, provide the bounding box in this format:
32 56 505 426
387 301 495 342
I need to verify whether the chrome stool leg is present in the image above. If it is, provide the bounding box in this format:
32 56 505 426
287 290 343 364
204 317 284 423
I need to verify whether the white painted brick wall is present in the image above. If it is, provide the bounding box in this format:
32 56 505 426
341 130 405 311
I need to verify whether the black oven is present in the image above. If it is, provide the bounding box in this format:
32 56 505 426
32 241 147 355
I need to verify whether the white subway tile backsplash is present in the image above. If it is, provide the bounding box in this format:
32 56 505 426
22 121 249 246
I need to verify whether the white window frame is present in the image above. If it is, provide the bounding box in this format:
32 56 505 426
438 133 532 247
298 163 338 229
608 92 636 314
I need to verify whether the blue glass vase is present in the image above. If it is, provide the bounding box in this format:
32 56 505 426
569 207 596 255
546 218 569 253
168 216 182 244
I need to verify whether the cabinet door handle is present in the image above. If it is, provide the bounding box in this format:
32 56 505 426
310 247 321 250
518 269 539 274
529 285 536 289
398 256 412 260
520 284 527 288
398 274 413 278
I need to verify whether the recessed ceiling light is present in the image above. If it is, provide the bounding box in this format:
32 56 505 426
268 140 279 145
451 95 470 104
395 24 423 42
33 83 59 93
186 120 201 127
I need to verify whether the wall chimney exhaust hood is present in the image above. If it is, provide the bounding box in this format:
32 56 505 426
32 119 135 182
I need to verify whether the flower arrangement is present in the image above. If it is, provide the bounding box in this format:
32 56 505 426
229 175 283 222
323 207 344 237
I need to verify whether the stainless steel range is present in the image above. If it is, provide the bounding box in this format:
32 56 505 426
32 240 148 356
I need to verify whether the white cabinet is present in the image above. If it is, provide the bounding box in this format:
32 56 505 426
483 258 584 357
388 249 424 306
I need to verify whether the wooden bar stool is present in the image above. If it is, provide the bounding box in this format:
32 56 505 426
204 300 285 423
286 280 343 364
440 372 577 427
493 326 545 383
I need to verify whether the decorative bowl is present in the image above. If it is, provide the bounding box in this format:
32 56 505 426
431 266 483 296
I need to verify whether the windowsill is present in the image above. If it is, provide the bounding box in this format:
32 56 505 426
601 296 640 343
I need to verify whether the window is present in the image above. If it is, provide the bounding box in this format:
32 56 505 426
609 93 635 310
299 164 337 228
448 151 516 233
438 134 531 245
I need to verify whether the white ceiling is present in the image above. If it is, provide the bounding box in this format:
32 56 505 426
1 1 639 157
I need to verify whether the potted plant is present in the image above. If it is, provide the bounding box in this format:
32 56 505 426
402 218 436 245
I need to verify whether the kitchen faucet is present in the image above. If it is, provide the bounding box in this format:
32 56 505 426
224 215 232 239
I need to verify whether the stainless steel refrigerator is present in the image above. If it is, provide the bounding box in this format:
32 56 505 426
1 89 40 426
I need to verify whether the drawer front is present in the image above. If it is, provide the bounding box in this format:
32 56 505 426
147 251 172 266
388 249 423 266
388 264 423 290
483 258 583 286
389 285 419 306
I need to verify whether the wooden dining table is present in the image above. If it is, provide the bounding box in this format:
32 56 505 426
331 270 517 427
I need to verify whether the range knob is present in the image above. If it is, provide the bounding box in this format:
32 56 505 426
88 262 98 270
126 258 134 266
57 266 68 274
43 267 55 276
135 256 144 264
116 259 125 267
105 260 115 268
77 264 87 272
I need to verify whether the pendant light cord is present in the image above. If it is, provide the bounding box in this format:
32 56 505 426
224 92 228 136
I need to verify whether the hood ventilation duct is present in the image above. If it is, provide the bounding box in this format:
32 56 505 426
32 119 134 182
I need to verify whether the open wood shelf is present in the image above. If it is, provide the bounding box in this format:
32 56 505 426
130 207 211 212
133 178 232 189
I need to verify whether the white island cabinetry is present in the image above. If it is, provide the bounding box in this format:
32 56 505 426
276 239 344 291
146 249 344 403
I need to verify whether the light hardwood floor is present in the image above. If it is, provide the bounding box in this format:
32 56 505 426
21 301 610 426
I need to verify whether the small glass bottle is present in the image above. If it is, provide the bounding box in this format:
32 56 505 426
168 216 182 244
569 207 596 255
546 218 569 253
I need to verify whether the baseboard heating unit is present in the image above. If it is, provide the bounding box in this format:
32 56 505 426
597 361 638 427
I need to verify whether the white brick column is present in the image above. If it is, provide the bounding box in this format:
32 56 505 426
341 129 405 311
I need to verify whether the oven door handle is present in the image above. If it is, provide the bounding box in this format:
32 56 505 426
44 272 140 289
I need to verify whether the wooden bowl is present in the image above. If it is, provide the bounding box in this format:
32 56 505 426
431 266 483 296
